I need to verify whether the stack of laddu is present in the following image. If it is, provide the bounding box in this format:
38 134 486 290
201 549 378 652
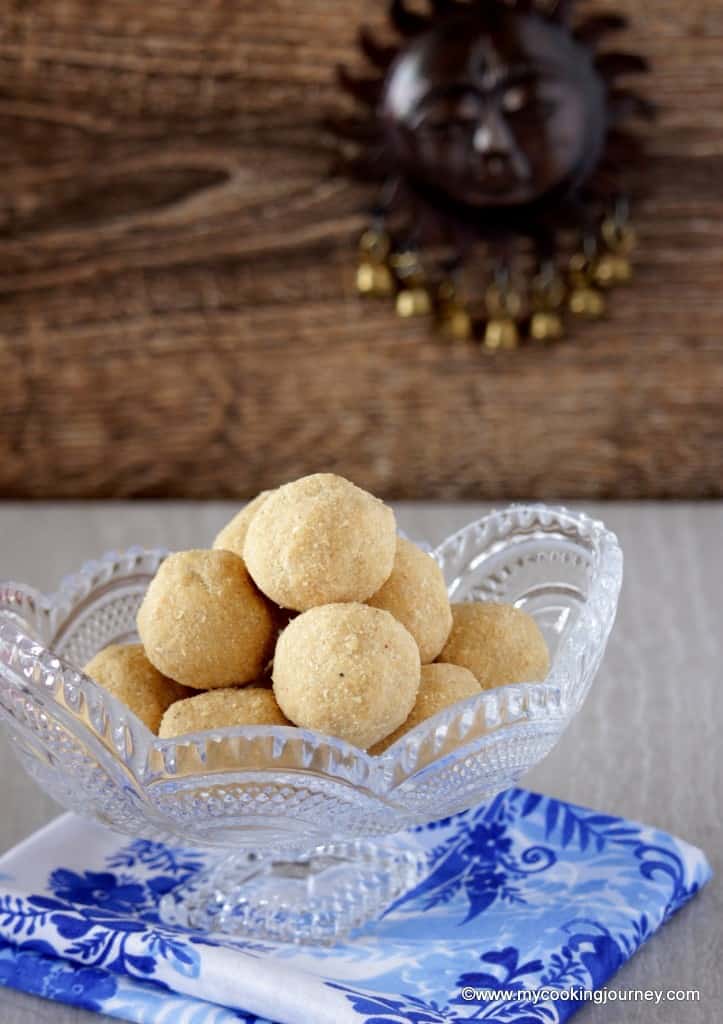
84 474 550 754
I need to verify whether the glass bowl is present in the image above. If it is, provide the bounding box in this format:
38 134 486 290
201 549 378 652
0 505 622 944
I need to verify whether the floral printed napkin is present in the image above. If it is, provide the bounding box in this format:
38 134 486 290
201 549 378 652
0 788 711 1024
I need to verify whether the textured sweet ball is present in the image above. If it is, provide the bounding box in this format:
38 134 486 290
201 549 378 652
272 603 420 750
439 602 550 689
370 663 481 754
137 549 275 689
367 537 452 663
158 686 290 738
212 490 273 560
243 473 396 611
84 643 188 733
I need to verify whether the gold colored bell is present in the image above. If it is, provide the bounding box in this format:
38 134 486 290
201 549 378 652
356 261 395 297
569 286 605 318
530 311 564 341
531 273 566 312
396 286 431 318
390 250 424 282
436 280 472 340
568 251 595 287
601 217 636 254
359 228 391 262
529 265 566 342
484 318 519 350
439 306 473 341
594 253 632 287
485 283 523 319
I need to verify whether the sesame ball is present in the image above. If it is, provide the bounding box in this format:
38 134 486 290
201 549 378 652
84 643 188 733
367 537 452 662
370 662 481 754
272 603 420 750
158 686 290 738
137 549 275 689
439 602 550 689
243 473 396 611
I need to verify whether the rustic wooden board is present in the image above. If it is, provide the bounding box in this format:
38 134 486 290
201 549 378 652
0 0 721 499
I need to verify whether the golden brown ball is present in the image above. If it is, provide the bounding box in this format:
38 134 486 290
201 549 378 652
367 537 452 663
212 491 273 559
84 643 188 733
137 549 275 689
272 603 420 750
158 686 290 738
243 473 396 611
370 663 481 754
439 601 550 689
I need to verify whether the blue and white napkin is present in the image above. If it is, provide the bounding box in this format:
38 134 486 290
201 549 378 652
0 788 711 1024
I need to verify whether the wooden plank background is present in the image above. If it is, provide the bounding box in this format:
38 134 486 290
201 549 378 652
0 0 721 500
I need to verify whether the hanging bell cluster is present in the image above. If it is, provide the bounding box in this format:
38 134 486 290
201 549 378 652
566 211 636 320
355 207 637 349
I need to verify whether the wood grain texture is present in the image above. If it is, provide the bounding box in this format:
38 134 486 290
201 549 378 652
0 0 721 499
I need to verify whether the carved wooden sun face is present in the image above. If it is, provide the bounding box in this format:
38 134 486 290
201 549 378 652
381 10 607 210
333 0 653 347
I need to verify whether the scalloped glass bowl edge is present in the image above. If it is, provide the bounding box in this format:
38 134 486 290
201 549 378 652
0 505 622 852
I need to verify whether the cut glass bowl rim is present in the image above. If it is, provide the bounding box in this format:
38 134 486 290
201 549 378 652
0 504 622 794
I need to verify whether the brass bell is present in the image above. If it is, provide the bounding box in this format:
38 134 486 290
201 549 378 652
439 306 473 341
356 261 394 297
359 228 391 262
357 226 395 296
396 286 431 318
568 250 595 287
601 217 637 254
531 271 566 312
594 253 632 287
569 286 605 318
390 250 424 283
530 311 564 341
436 280 472 340
485 283 523 319
484 318 519 350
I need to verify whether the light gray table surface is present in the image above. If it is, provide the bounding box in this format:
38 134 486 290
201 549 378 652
0 501 720 1024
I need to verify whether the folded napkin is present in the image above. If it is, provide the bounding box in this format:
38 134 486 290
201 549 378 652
0 788 711 1024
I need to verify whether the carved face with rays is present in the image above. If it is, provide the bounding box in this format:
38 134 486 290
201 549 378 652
333 0 652 345
381 9 607 209
336 0 651 225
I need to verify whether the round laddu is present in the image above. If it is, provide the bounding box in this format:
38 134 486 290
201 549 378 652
84 643 189 733
367 537 452 663
439 602 550 690
272 603 420 750
137 549 275 689
370 663 481 754
243 473 396 611
158 687 290 738
212 491 273 559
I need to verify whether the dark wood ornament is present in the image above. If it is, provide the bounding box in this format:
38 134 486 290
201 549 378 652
334 0 654 347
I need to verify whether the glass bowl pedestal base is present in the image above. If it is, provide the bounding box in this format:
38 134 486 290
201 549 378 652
160 840 428 944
